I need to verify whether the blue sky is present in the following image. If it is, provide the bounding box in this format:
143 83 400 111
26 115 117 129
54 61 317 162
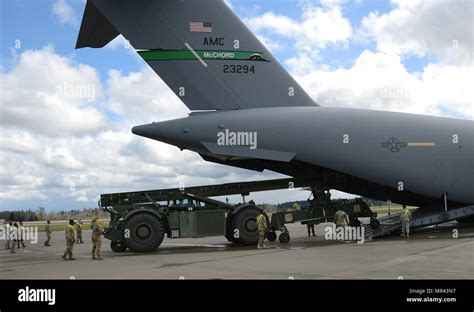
0 0 472 212
1 0 402 76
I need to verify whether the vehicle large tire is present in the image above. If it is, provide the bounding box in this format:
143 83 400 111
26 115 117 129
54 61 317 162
124 213 165 252
110 241 127 252
225 213 239 243
279 232 290 243
267 231 277 242
231 206 264 246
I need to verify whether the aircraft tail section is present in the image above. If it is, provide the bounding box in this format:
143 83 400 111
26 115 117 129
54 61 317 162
76 0 318 111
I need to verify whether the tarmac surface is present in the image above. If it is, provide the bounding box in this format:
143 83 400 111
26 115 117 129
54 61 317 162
0 221 473 279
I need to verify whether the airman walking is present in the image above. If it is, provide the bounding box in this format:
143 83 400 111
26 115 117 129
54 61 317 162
4 221 11 249
334 210 349 228
17 221 26 249
400 205 412 238
76 220 84 244
256 211 267 250
91 217 104 260
62 219 76 261
10 223 17 254
44 220 52 246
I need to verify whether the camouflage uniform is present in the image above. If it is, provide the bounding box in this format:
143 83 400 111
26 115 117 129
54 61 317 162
334 210 349 228
17 223 26 248
400 207 412 238
10 225 17 254
44 224 52 246
76 222 83 243
256 213 267 249
5 223 11 249
91 220 104 260
62 224 75 260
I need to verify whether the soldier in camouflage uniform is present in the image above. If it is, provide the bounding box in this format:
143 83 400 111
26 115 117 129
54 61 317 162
334 210 349 228
76 220 84 244
44 220 52 246
256 211 267 250
17 221 26 249
400 205 412 238
62 219 76 261
91 217 104 260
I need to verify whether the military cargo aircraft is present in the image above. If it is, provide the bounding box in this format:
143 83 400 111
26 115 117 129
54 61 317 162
77 0 473 219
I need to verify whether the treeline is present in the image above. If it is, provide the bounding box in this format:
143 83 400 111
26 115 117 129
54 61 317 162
277 200 310 211
0 207 108 221
0 210 39 222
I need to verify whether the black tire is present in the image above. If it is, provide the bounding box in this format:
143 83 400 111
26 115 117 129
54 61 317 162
110 241 127 252
124 213 165 252
267 231 277 242
231 206 264 245
225 213 239 243
279 232 290 243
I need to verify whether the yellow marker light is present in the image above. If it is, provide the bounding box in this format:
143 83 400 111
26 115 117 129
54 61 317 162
407 142 436 147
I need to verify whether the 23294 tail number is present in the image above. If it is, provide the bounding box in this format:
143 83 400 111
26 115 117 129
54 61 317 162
223 65 255 74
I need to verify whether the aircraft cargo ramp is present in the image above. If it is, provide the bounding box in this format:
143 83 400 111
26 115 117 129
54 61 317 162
364 205 474 240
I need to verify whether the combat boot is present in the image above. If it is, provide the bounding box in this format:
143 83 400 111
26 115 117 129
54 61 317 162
92 252 97 260
96 255 104 260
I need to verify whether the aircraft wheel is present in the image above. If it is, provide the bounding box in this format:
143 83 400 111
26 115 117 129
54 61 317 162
279 232 290 243
110 241 127 252
267 231 277 242
124 213 164 252
231 206 263 245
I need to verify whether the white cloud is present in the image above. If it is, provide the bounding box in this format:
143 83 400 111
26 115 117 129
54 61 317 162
105 67 189 126
0 46 275 207
0 45 107 136
52 0 78 27
246 2 352 51
294 50 473 118
359 0 473 65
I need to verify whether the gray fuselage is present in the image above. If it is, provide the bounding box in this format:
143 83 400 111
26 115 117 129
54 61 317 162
133 107 474 207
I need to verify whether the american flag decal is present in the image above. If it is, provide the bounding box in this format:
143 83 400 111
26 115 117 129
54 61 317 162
189 21 213 33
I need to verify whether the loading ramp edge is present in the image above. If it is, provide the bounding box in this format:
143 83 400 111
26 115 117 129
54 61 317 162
365 205 474 240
